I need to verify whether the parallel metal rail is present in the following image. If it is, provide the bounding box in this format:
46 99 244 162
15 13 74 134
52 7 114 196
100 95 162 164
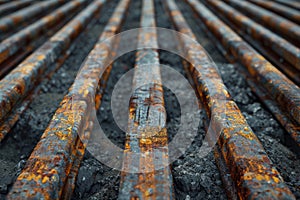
119 0 174 199
249 0 300 24
0 0 298 199
187 0 300 157
203 0 300 85
224 0 300 47
0 0 67 36
0 0 35 18
7 0 129 198
165 0 295 199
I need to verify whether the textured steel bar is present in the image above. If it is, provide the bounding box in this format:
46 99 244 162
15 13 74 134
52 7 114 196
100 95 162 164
164 0 296 199
0 0 35 18
0 3 81 79
0 0 85 69
187 0 300 160
0 0 66 34
0 0 14 5
7 0 130 199
0 0 105 142
249 0 300 24
224 0 300 47
190 0 300 131
204 1 300 76
273 0 300 11
118 0 174 199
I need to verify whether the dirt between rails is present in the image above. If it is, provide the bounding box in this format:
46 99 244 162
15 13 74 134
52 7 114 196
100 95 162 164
0 0 299 200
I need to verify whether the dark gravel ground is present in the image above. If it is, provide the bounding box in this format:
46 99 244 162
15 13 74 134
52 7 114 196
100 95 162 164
0 0 299 200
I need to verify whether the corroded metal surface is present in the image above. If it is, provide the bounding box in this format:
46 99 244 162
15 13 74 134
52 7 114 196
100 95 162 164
165 0 296 199
7 0 130 199
224 0 300 47
0 0 35 18
186 0 300 153
0 0 66 34
249 0 300 24
0 0 105 142
118 0 174 199
274 0 300 11
205 1 300 76
0 0 85 65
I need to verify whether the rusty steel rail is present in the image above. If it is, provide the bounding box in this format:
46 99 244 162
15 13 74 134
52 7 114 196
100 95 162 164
0 22 66 79
0 0 105 142
249 0 300 24
224 0 300 47
273 0 300 11
7 0 131 199
0 0 66 35
0 0 86 67
165 0 296 199
204 1 300 83
187 0 300 153
0 0 14 5
119 0 174 199
0 0 35 18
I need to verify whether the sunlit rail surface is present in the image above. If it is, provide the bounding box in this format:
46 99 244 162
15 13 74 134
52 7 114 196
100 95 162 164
0 0 299 199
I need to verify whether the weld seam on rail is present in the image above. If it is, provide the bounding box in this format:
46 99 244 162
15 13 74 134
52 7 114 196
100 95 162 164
118 0 174 199
165 0 296 199
8 0 131 199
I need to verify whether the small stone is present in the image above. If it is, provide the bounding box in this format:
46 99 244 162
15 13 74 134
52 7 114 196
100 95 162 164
0 184 7 194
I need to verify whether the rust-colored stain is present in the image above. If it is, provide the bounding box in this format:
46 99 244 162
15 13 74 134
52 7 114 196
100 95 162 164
0 0 104 142
0 0 84 65
167 0 296 199
224 0 300 47
0 0 67 34
188 0 300 155
273 0 300 11
0 0 35 17
119 0 174 199
249 0 300 24
7 0 130 199
206 0 300 72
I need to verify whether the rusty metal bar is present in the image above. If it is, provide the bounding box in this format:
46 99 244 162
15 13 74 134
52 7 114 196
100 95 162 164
0 19 67 79
224 0 300 47
273 0 300 11
164 0 296 199
0 0 105 142
7 0 130 199
0 0 15 5
187 0 300 155
0 0 67 35
0 0 35 18
249 0 300 24
204 1 300 81
118 0 174 199
0 0 86 69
